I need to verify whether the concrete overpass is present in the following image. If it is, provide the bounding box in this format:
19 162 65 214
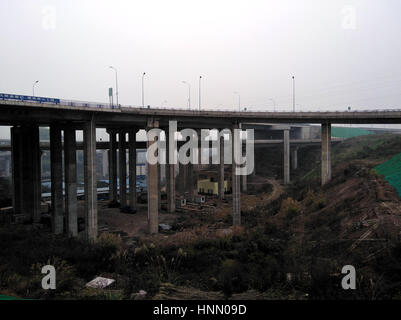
2 97 401 241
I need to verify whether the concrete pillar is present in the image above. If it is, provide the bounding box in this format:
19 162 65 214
187 162 194 200
118 130 127 207
218 136 225 200
10 126 23 214
147 119 159 234
50 125 64 234
107 129 118 203
241 173 247 193
158 162 161 211
17 125 41 222
321 123 332 186
283 129 290 184
291 147 298 170
178 163 187 196
83 120 98 241
166 131 175 213
128 128 137 209
29 125 42 223
232 123 241 226
64 127 78 237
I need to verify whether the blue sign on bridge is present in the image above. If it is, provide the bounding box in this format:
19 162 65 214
0 93 60 104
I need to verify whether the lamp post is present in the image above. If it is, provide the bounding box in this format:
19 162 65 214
182 81 191 109
269 98 276 112
109 66 119 106
199 76 202 111
292 76 295 112
234 91 241 111
142 72 146 107
32 80 39 97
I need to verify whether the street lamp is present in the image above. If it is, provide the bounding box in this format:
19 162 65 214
292 76 295 112
269 98 276 112
199 76 202 111
109 66 119 107
142 72 146 107
182 81 191 109
234 91 241 111
32 80 39 97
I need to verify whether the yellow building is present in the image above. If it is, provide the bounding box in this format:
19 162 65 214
197 178 228 195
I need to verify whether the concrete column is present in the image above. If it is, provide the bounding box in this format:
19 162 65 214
218 136 225 200
232 123 241 226
166 131 176 213
241 173 247 193
16 125 41 222
64 127 78 237
30 125 42 223
291 147 298 170
10 126 23 214
187 162 194 200
83 120 98 241
107 129 118 203
178 163 187 196
128 128 137 209
118 130 127 207
283 129 290 184
158 162 161 210
50 125 64 234
147 119 159 234
321 123 332 186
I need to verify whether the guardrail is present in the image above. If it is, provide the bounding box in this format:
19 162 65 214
1 92 401 113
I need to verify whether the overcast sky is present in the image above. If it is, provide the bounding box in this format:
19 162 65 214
0 0 401 139
1 0 401 110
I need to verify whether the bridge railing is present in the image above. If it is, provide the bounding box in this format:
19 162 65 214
2 92 401 113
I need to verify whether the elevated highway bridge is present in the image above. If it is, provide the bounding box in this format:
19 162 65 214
1 94 400 241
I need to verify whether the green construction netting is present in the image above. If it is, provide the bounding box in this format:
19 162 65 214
331 127 373 139
374 152 401 197
0 294 20 300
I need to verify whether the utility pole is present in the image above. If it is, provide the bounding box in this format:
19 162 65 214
292 76 295 112
142 72 146 107
32 80 39 97
199 76 202 111
109 66 119 107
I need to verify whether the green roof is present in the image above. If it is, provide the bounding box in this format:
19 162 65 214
374 152 401 197
332 127 373 139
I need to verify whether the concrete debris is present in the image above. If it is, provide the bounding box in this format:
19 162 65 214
134 290 147 300
86 276 115 289
159 223 172 231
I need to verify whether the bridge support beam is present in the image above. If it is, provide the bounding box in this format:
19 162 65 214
158 163 161 211
128 129 137 209
107 129 118 203
118 130 127 208
241 173 247 193
10 126 23 215
291 147 298 170
83 120 98 241
27 125 42 223
11 125 41 222
64 127 78 237
187 162 194 201
147 119 159 234
232 123 241 226
50 124 64 234
166 131 176 213
218 136 225 200
321 123 332 186
178 163 187 197
283 129 290 184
